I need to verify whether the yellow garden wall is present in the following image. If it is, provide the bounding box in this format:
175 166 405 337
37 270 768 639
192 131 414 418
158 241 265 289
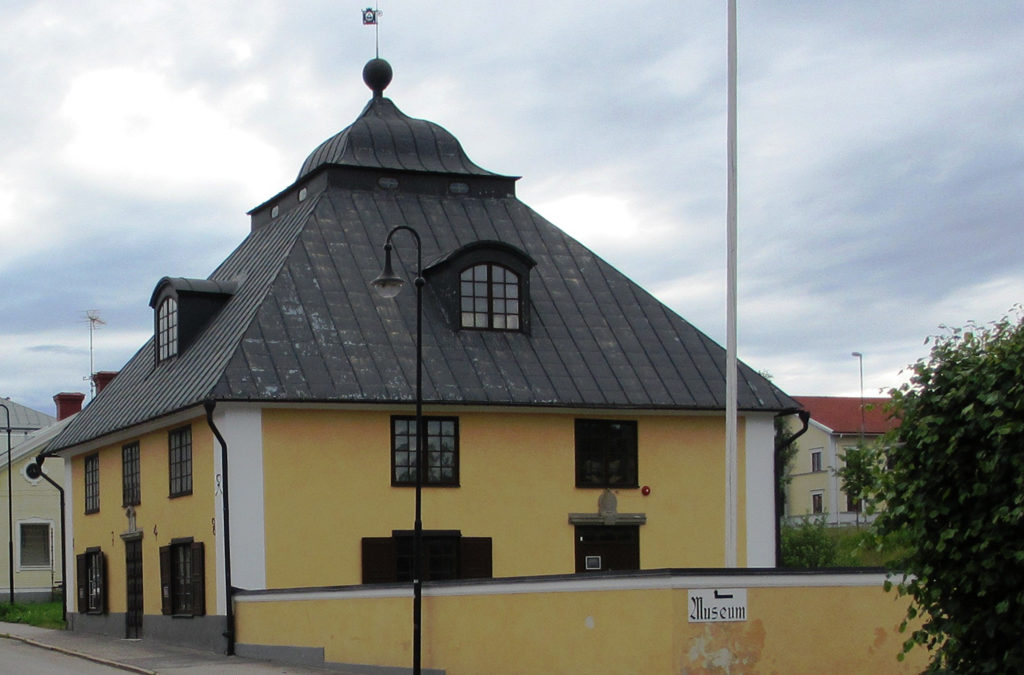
234 572 927 674
260 408 747 588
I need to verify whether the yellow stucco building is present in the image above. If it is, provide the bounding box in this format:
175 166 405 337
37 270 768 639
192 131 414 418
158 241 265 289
47 60 922 672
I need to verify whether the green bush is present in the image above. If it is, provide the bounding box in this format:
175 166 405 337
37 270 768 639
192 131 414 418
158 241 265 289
780 518 838 567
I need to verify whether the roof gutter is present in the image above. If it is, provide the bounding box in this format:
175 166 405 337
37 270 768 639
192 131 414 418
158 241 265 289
204 399 235 656
773 409 811 566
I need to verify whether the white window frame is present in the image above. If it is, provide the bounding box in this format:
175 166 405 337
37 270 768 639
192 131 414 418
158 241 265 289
810 490 825 515
810 449 823 473
16 519 53 571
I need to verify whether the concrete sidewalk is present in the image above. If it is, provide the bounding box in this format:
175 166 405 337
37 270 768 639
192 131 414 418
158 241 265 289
0 622 343 674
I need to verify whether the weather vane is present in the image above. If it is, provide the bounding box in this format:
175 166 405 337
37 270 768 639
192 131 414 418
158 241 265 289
362 4 382 58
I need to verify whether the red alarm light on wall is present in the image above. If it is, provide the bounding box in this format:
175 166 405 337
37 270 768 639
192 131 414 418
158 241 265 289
641 485 651 496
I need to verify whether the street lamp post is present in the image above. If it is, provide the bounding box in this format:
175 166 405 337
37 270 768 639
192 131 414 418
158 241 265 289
371 225 424 675
851 352 865 441
0 403 13 605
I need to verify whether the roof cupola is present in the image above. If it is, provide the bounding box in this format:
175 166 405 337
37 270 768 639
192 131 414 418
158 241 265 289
295 59 501 181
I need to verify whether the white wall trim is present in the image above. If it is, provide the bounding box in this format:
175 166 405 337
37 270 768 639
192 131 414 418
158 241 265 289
63 459 75 615
212 403 266 613
744 413 775 566
234 571 892 604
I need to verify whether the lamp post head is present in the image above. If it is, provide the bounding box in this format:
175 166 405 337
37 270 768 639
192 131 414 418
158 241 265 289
851 351 862 359
371 243 406 298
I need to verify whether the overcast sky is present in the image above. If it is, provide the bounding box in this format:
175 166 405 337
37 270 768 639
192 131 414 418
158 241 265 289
1 1 1021 416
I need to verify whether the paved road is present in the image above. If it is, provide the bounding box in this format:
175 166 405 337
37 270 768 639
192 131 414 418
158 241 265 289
0 637 129 674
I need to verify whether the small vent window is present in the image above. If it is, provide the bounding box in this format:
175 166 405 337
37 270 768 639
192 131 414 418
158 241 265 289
460 263 520 330
157 297 178 361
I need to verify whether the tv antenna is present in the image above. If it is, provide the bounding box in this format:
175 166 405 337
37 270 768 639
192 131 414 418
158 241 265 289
84 310 106 398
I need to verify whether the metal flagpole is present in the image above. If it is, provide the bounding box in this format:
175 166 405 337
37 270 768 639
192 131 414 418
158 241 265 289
725 0 739 569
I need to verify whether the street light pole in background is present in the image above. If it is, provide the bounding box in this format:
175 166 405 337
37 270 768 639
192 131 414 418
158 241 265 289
371 225 425 675
851 352 865 442
0 403 13 604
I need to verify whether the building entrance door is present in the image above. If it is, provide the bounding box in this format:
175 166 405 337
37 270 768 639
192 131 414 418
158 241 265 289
125 539 143 639
575 525 639 572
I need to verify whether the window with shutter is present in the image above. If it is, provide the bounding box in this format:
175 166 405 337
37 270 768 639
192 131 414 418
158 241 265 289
361 532 492 584
160 539 205 616
76 548 106 614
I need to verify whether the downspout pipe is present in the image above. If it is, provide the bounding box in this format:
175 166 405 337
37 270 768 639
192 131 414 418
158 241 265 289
27 455 66 624
204 399 235 656
774 409 811 566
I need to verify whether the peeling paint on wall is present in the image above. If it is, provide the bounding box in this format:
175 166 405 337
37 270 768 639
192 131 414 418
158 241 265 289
683 620 766 674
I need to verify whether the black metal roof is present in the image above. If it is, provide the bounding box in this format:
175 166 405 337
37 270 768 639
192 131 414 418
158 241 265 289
49 62 796 452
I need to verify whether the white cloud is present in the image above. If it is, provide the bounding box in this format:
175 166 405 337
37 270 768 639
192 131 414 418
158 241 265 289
58 66 283 201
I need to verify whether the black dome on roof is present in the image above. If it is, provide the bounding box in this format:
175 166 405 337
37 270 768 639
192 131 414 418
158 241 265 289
297 60 498 180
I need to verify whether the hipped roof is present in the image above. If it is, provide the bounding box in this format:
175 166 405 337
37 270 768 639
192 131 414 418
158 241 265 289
50 64 796 452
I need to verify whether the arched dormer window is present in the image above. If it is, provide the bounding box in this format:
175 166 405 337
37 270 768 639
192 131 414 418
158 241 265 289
149 277 237 365
425 240 536 334
156 297 178 361
460 263 520 330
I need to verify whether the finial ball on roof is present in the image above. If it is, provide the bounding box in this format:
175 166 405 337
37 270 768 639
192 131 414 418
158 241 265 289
363 58 393 96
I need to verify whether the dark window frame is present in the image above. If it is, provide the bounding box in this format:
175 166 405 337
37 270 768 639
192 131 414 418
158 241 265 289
76 547 106 615
361 530 492 584
122 441 140 507
575 419 639 489
168 426 193 498
156 296 178 362
459 263 522 331
810 449 823 473
391 416 459 487
159 538 205 617
84 453 100 514
811 491 824 514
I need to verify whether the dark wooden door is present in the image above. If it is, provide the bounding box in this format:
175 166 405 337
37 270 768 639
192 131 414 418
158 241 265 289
575 525 640 572
125 539 143 639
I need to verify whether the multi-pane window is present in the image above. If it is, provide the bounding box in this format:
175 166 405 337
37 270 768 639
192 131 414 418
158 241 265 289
391 417 458 486
157 297 178 361
19 523 50 568
76 548 106 614
169 426 192 498
160 540 205 617
122 441 140 506
84 454 100 514
811 491 824 514
575 419 638 488
460 263 521 330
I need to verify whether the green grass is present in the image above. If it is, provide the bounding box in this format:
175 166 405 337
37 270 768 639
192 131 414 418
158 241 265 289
0 601 65 629
828 525 907 568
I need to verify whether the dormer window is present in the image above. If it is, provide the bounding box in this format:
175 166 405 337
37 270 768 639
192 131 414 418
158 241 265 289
150 277 237 365
156 297 178 361
426 240 536 334
460 264 520 330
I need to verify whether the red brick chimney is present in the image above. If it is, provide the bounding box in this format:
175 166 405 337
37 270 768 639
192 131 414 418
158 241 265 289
53 392 86 421
92 371 118 395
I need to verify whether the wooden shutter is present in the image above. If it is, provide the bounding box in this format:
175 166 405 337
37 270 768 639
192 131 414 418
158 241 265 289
361 537 397 584
459 537 493 580
190 541 205 616
76 553 88 612
96 551 107 614
159 545 172 615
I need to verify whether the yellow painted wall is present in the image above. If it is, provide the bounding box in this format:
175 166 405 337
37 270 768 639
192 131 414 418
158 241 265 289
234 581 928 674
261 408 746 589
70 416 216 616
